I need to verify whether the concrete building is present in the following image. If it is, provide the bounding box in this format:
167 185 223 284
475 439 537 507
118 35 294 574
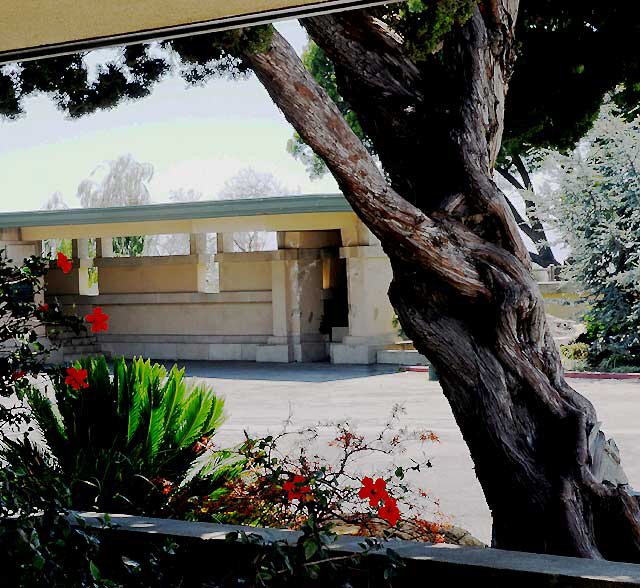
0 195 408 365
0 194 584 366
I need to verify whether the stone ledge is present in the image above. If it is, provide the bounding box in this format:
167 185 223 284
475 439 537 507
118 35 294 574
76 513 640 586
94 254 209 267
52 291 272 305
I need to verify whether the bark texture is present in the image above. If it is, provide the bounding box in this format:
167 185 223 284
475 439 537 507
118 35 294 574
242 1 640 560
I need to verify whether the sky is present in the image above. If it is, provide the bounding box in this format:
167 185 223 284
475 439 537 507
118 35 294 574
0 20 339 213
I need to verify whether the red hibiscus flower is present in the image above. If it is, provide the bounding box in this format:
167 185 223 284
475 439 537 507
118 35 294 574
11 370 26 381
85 307 109 333
65 367 89 390
151 477 173 495
39 303 50 313
56 252 73 274
283 475 312 502
378 497 401 527
358 477 389 507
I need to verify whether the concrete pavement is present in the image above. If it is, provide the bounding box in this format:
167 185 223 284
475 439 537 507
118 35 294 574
178 362 640 545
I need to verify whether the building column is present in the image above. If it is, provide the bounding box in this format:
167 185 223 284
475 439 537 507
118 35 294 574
330 224 397 364
256 230 340 363
190 233 210 293
96 237 114 258
71 238 95 295
1 228 48 340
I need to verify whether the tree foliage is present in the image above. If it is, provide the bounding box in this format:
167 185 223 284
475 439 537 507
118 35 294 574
537 102 640 369
218 167 296 252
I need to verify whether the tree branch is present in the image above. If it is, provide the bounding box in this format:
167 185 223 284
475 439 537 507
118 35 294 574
242 29 491 299
496 165 525 191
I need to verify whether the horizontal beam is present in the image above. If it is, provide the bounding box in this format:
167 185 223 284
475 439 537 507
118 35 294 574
0 195 351 229
1 0 399 65
19 212 358 240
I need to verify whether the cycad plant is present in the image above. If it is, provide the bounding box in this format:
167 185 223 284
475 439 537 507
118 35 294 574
2 356 227 514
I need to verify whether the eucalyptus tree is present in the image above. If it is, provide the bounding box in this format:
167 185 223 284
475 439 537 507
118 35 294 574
2 0 640 559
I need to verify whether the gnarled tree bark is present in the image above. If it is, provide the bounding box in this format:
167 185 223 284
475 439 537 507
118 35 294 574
242 1 640 560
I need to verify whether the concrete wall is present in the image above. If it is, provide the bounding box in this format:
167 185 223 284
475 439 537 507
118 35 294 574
56 291 273 361
79 513 640 587
94 255 208 294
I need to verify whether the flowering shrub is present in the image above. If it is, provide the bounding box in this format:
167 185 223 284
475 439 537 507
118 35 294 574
199 408 448 585
174 408 447 541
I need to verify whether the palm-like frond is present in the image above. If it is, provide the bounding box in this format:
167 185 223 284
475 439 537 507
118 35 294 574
6 354 228 514
174 388 215 449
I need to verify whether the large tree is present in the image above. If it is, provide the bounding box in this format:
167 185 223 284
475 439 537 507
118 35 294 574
2 0 640 559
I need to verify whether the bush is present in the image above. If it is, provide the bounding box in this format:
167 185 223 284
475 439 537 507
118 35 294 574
2 355 229 515
560 342 589 361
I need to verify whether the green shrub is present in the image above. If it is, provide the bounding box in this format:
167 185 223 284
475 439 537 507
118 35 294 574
560 342 589 361
3 355 227 514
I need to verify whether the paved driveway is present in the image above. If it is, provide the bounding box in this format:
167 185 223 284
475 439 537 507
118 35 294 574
179 362 640 545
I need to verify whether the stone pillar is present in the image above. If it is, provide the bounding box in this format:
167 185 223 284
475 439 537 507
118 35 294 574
96 237 114 258
256 231 340 363
73 238 97 295
190 233 210 293
0 228 41 265
330 223 396 364
45 238 93 295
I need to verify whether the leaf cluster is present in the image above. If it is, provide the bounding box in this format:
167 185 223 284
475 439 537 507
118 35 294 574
3 355 228 514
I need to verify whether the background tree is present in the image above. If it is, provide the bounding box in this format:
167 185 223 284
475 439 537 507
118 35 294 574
218 167 297 252
2 0 640 559
40 191 71 259
77 153 154 256
536 101 640 371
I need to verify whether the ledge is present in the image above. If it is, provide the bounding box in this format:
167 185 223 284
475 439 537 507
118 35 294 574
94 254 209 267
51 291 272 305
76 513 640 586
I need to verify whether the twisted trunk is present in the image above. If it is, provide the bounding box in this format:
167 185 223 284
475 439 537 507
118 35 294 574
242 1 640 559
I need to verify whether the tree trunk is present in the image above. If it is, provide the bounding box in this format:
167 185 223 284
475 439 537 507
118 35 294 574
241 1 640 560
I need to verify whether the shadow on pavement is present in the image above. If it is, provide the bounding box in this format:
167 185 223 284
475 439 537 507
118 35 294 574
150 360 399 383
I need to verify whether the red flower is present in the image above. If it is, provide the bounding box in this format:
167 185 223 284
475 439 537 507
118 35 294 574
39 303 50 313
56 252 73 274
283 475 312 502
11 370 26 381
151 477 173 495
85 307 109 333
192 435 216 454
358 477 389 507
378 497 401 527
65 367 89 390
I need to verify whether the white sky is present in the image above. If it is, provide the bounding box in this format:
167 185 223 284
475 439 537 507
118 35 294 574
0 20 339 213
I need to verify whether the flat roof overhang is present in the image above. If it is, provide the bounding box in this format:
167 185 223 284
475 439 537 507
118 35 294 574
1 0 398 65
0 194 359 240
